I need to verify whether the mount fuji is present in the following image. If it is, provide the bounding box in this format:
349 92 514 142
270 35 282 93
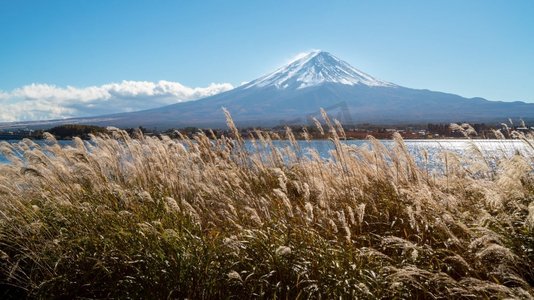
5 51 534 129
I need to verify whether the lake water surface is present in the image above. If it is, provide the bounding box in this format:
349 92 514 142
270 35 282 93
1 139 531 167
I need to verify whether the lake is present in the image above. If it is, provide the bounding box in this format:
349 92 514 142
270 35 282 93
1 139 531 167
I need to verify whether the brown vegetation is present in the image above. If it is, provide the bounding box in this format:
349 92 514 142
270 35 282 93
0 110 533 298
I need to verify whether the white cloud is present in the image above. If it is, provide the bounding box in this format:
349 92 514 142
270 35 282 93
0 80 233 122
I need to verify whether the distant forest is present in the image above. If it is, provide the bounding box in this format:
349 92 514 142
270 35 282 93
47 124 108 139
0 121 529 140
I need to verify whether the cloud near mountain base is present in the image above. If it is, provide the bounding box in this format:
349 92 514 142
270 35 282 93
0 80 233 122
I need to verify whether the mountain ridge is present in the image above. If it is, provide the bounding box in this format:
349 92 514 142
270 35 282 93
2 51 533 129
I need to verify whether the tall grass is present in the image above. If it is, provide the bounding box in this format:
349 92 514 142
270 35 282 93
0 112 533 298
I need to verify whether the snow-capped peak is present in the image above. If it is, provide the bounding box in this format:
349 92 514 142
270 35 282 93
242 50 395 90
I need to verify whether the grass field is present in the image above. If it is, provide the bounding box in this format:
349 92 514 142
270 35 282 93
0 112 533 299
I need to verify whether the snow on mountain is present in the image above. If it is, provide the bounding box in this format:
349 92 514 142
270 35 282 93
242 50 395 90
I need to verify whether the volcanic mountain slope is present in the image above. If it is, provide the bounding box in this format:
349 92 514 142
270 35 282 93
4 50 534 129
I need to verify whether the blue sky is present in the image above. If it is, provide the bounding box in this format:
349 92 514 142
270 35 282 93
0 1 533 121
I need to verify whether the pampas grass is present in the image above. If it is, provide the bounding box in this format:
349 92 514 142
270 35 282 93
0 112 532 298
